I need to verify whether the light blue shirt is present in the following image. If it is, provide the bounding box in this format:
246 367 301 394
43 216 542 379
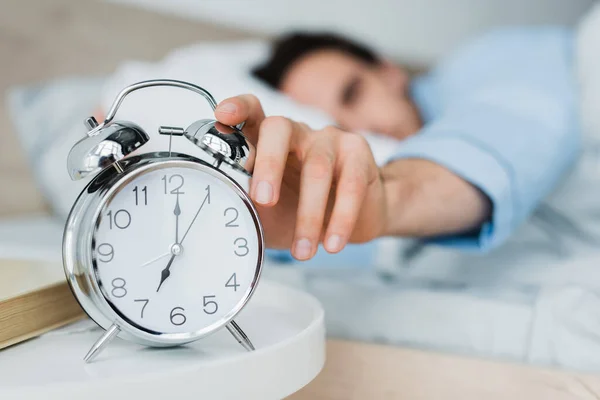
399 27 581 251
268 27 581 265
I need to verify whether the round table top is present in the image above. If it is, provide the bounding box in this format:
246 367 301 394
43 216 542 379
0 281 325 400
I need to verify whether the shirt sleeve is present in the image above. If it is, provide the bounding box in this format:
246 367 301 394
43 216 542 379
391 28 581 251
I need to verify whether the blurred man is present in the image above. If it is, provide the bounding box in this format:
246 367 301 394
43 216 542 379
96 28 579 261
253 33 423 140
212 28 579 260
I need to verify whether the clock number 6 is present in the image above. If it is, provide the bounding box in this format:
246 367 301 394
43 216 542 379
203 295 218 315
170 307 186 326
234 238 249 257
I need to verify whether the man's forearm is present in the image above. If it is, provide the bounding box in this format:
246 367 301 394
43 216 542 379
380 158 492 238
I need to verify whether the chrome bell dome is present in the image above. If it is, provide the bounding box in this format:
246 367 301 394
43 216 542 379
67 120 150 180
184 119 255 176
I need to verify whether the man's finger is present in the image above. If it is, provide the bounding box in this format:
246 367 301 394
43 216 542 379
324 135 374 253
214 94 265 143
250 116 295 207
292 134 337 260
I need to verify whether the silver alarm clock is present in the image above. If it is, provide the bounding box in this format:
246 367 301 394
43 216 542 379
63 80 264 363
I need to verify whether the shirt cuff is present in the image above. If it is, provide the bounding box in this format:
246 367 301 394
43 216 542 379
389 133 515 251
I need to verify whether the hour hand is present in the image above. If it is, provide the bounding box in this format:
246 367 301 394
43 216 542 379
156 254 176 292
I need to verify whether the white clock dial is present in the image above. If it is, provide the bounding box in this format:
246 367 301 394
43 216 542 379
92 165 261 335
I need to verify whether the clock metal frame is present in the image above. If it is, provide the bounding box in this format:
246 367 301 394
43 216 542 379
63 152 265 348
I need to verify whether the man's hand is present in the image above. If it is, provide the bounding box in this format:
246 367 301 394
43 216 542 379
215 95 491 260
216 95 386 260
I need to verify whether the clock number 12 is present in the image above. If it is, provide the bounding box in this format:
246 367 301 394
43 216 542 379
162 174 185 195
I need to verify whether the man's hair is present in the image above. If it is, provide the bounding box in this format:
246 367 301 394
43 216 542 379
252 32 380 89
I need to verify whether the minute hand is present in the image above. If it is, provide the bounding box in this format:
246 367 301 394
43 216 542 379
174 192 181 244
179 189 210 245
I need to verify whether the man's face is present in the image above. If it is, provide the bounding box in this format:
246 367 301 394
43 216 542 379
280 50 422 139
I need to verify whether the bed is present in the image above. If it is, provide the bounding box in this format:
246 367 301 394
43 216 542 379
4 0 600 374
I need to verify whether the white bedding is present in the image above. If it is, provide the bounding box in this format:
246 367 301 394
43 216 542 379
3 213 600 371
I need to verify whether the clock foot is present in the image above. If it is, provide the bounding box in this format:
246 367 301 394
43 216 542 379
84 323 120 363
226 320 255 351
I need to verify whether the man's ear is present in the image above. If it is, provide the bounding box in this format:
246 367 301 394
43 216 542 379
378 60 409 91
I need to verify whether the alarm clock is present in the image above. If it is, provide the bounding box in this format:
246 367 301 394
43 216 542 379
63 80 264 363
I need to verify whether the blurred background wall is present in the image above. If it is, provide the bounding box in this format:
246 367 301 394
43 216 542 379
108 0 594 64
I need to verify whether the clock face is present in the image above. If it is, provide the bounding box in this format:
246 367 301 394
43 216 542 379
92 164 262 335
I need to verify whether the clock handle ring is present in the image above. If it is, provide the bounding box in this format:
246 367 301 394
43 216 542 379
88 79 219 137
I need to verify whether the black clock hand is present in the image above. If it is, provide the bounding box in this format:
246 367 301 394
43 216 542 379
174 192 181 244
156 254 176 292
179 187 210 245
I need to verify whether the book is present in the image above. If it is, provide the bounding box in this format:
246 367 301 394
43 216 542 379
0 259 85 350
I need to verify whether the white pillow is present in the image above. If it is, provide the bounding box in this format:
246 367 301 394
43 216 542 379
7 77 106 219
99 41 333 154
100 40 402 165
7 40 402 220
